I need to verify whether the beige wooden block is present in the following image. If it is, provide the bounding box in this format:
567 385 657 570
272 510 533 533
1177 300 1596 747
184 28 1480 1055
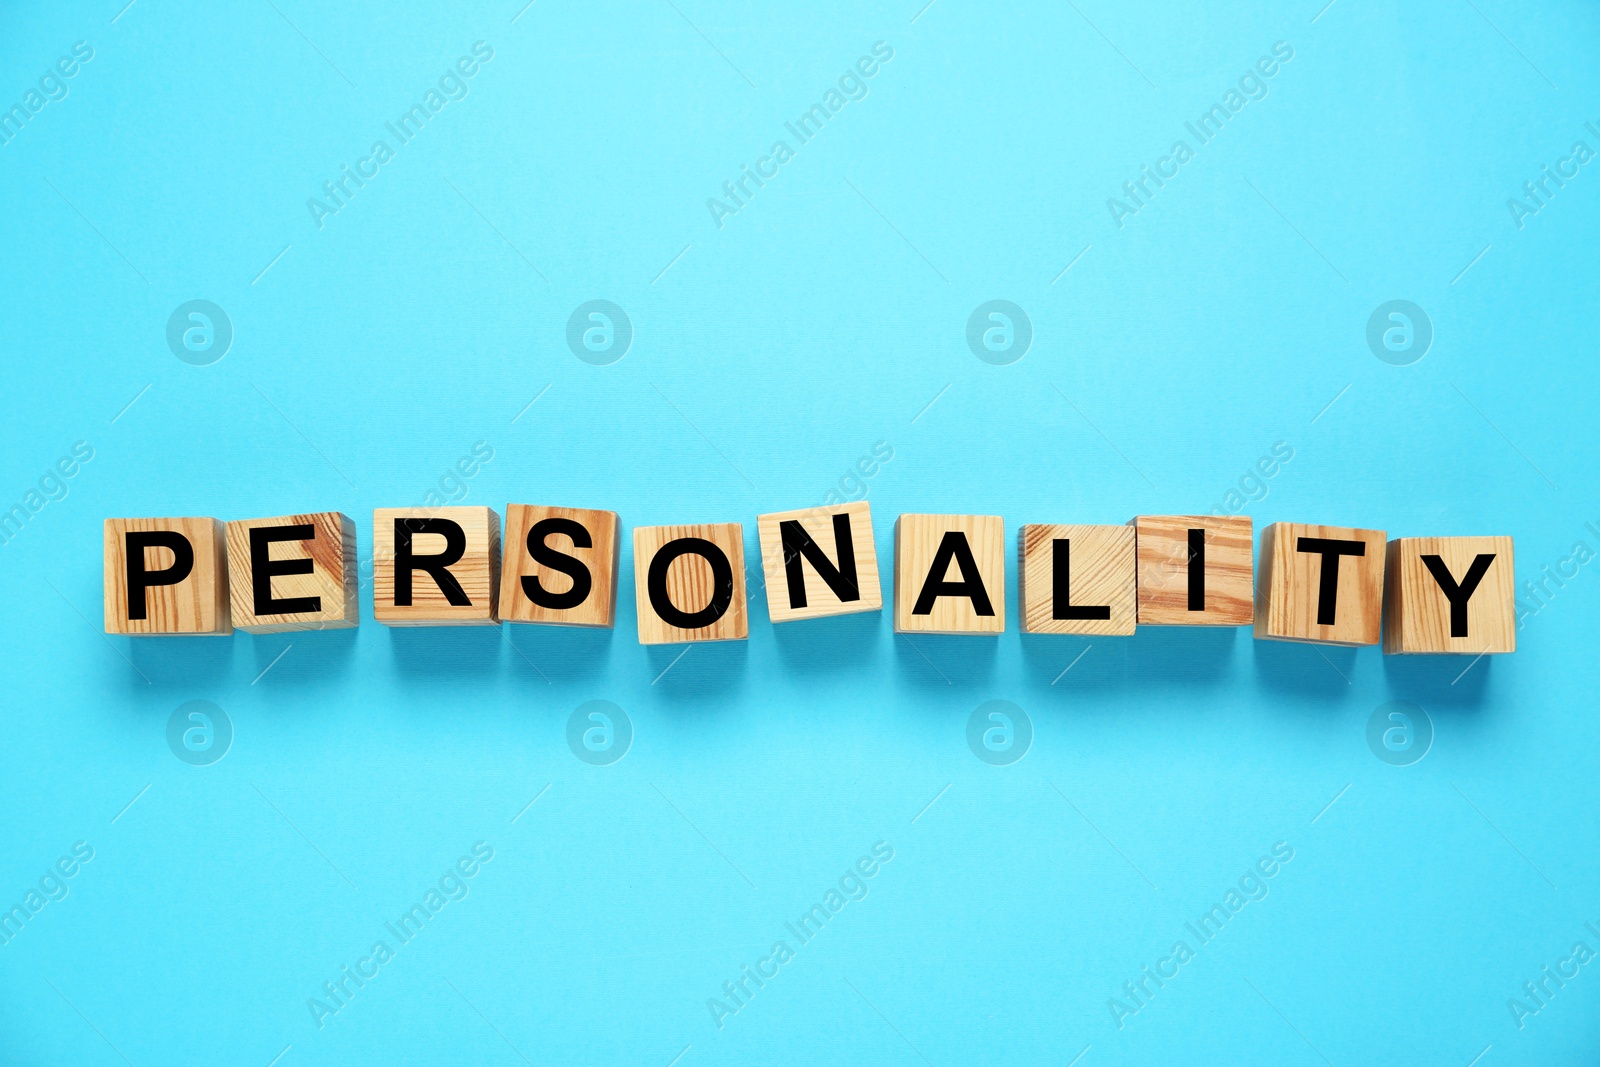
1019 523 1136 635
757 502 882 623
1384 536 1515 654
372 507 500 626
499 505 619 628
103 517 231 635
894 514 1005 634
1254 522 1386 645
224 512 357 633
633 523 748 644
1133 515 1253 625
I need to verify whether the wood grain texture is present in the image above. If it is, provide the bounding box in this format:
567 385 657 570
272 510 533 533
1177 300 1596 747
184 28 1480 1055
633 523 748 644
757 501 882 623
1384 536 1515 654
1133 515 1254 625
103 517 231 635
1254 522 1386 645
1019 523 1136 635
225 512 357 633
372 507 500 626
499 505 619 628
893 514 1005 634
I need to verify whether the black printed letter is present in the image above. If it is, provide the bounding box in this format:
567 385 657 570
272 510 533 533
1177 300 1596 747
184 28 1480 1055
1295 536 1366 625
648 537 733 629
912 532 995 616
250 524 319 616
1052 539 1110 620
394 518 470 606
125 531 194 619
780 514 860 610
1186 528 1205 610
521 517 593 610
1421 553 1496 637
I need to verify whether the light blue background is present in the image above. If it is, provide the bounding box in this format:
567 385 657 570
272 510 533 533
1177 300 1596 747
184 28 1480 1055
2 0 1598 1063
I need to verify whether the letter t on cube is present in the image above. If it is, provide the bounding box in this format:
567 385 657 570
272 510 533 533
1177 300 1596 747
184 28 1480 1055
1254 522 1386 645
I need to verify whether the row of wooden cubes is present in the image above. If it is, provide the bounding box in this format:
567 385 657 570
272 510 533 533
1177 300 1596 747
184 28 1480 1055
102 507 1513 654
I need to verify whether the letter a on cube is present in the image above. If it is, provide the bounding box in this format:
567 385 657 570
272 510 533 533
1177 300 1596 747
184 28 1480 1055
757 502 882 623
1254 522 1386 645
894 514 1004 634
103 517 232 635
225 512 357 632
633 523 748 644
373 507 500 626
1383 536 1515 654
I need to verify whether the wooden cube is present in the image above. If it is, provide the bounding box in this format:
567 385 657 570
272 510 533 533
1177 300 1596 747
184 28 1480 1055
633 523 748 644
372 507 500 626
1254 522 1386 645
103 517 231 635
894 514 1005 634
1384 536 1515 654
224 512 357 633
1133 515 1254 626
1019 523 1136 635
757 502 882 623
499 505 620 628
